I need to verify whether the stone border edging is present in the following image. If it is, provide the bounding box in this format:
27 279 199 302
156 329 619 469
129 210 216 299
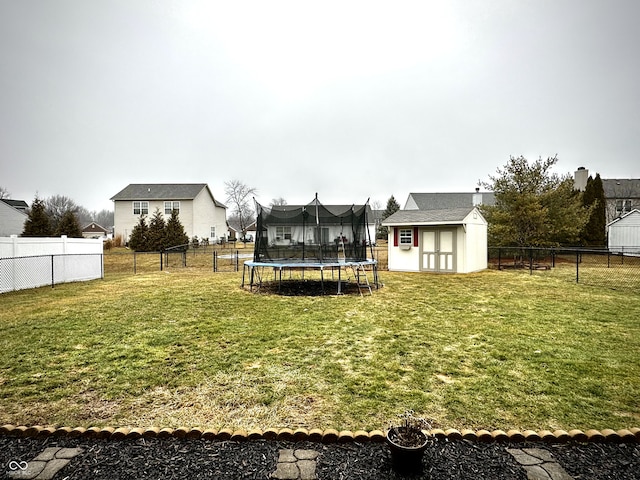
1 425 638 444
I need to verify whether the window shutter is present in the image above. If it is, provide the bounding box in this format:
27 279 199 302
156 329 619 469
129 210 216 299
393 227 398 247
413 227 419 247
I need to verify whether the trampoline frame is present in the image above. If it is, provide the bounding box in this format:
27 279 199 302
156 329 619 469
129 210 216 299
242 259 379 295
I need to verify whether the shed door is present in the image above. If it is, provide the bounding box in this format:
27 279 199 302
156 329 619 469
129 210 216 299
421 229 455 272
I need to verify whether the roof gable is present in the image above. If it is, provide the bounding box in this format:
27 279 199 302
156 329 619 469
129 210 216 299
607 209 640 227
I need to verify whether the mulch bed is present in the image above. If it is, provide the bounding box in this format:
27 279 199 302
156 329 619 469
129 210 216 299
2 436 639 479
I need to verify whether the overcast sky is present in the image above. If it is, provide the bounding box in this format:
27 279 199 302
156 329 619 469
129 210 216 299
1 0 638 212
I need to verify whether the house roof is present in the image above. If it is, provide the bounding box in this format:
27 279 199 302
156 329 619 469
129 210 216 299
405 192 495 210
602 179 640 199
382 207 481 226
0 199 29 211
82 222 109 233
110 184 226 208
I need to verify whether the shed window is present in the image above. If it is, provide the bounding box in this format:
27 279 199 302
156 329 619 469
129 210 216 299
133 201 149 215
399 228 413 245
165 201 180 214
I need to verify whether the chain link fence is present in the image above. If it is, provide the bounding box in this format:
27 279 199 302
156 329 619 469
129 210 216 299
103 244 253 275
0 254 104 293
489 246 640 289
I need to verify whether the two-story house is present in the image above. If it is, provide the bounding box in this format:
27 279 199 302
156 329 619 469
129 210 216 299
111 184 227 244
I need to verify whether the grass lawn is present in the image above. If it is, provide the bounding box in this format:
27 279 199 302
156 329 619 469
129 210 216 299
0 266 638 433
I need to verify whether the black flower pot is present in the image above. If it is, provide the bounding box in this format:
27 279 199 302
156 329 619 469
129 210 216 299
386 427 429 473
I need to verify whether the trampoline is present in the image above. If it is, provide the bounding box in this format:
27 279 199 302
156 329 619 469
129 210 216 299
241 195 379 295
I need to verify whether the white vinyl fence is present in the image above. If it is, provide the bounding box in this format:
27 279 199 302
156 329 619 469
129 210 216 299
0 236 104 293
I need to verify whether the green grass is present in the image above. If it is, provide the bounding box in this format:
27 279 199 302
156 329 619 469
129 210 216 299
0 267 638 432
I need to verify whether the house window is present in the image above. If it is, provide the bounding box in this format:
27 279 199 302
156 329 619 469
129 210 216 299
133 201 149 215
616 199 632 214
210 226 216 239
165 201 180 214
276 226 292 240
399 228 413 245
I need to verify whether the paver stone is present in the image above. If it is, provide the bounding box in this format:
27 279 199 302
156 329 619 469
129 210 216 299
297 459 317 480
271 462 299 480
33 448 61 462
523 464 552 480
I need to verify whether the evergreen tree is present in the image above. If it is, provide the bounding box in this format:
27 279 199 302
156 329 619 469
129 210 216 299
22 196 53 237
128 215 149 251
581 173 606 246
377 195 401 239
147 208 167 251
54 210 83 237
480 155 590 247
165 209 189 249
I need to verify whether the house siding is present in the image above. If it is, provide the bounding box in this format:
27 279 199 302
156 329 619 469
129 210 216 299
0 202 28 237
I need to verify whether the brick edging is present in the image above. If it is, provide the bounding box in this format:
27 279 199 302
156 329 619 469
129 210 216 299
1 425 639 444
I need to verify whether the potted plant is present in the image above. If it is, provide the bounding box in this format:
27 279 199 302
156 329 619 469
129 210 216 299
386 410 432 473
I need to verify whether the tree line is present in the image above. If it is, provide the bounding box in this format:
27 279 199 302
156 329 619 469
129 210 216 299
1 189 114 239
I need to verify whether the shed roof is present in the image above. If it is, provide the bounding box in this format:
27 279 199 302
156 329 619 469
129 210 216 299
382 207 481 226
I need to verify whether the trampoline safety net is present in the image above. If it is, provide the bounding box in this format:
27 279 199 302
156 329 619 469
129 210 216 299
253 196 371 263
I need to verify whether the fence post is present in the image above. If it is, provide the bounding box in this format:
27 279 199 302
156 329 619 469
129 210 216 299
235 250 239 272
576 251 579 283
51 255 55 288
213 251 217 272
529 248 533 274
160 250 164 271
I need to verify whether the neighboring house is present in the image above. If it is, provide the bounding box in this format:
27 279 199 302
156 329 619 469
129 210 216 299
82 222 110 239
607 209 640 256
111 184 227 244
404 189 495 210
602 179 640 226
574 167 640 226
382 207 488 273
0 199 29 237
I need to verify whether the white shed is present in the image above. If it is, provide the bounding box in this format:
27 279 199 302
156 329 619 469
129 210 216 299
607 209 640 256
382 207 488 273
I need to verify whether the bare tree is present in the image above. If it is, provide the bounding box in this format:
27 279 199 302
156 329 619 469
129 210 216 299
270 197 287 207
0 187 10 199
45 195 79 233
224 180 257 239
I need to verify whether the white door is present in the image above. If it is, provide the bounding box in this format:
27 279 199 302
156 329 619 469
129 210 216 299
422 229 455 272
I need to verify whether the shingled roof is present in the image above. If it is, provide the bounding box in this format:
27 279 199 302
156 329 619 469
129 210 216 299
602 179 640 199
110 184 226 208
382 207 480 226
405 192 495 210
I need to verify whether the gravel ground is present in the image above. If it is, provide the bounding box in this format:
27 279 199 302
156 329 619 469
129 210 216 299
1 436 639 479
